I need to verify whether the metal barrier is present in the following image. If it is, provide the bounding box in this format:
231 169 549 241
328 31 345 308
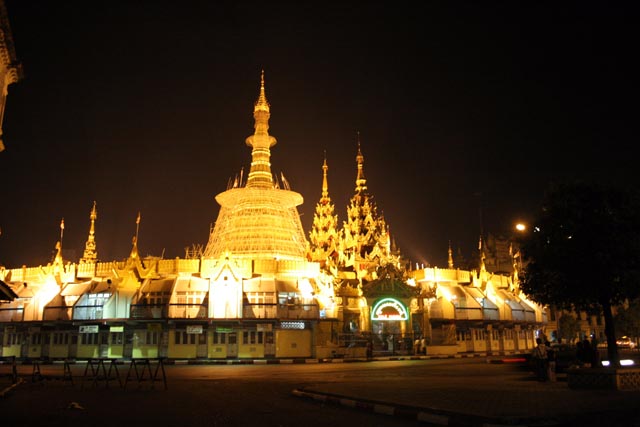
124 358 167 390
31 359 43 382
81 358 122 389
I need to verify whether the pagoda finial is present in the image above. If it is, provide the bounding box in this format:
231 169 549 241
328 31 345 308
254 69 270 113
355 132 367 193
135 211 141 241
321 151 329 202
478 235 486 272
246 70 277 187
448 241 454 269
59 218 65 247
128 212 141 259
80 201 98 263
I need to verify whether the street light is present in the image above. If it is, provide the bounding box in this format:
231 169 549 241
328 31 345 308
513 222 527 273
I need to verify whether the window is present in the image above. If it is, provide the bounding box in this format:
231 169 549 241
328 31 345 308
137 331 158 345
242 331 263 345
176 291 206 305
247 292 275 305
80 333 99 345
146 291 169 305
6 333 20 345
213 332 227 344
110 332 123 345
174 331 197 345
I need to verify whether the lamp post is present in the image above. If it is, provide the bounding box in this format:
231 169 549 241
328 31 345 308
513 222 527 272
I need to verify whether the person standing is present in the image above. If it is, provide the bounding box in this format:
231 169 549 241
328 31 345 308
581 338 593 368
532 338 549 381
546 341 557 381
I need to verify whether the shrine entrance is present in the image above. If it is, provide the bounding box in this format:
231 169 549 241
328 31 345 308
370 298 412 354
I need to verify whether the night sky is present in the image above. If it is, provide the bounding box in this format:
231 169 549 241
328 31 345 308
1 1 637 269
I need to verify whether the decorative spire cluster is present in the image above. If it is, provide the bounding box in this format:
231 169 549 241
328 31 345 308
309 152 340 274
309 136 404 282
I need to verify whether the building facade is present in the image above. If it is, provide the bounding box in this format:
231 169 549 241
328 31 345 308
0 75 548 361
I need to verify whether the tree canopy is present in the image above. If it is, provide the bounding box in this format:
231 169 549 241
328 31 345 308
519 180 640 366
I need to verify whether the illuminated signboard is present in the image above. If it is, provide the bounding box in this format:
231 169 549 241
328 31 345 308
79 325 99 333
371 298 408 321
280 321 305 330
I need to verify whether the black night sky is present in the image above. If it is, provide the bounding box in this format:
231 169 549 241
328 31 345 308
0 1 637 269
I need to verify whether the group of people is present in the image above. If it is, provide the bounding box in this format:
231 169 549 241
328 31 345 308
575 337 600 368
413 337 427 355
531 336 601 382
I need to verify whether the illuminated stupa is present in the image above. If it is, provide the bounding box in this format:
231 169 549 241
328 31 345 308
203 72 307 261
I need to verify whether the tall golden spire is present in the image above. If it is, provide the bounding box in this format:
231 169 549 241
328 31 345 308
52 218 65 273
254 70 270 113
321 151 329 203
80 201 98 263
130 212 141 259
448 241 454 269
245 70 277 188
355 132 367 193
478 235 486 272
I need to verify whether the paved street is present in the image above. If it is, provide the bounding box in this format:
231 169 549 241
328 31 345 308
1 356 640 426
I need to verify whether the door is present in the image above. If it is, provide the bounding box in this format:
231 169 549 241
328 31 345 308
196 333 208 358
227 332 238 358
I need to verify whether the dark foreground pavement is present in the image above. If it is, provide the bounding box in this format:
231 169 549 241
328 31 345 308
2 356 640 427
295 359 640 426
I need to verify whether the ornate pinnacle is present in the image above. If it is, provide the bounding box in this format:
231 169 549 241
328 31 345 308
254 69 270 113
81 201 98 263
355 132 367 193
321 152 329 202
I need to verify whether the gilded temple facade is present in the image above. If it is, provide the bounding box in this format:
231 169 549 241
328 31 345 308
0 75 548 361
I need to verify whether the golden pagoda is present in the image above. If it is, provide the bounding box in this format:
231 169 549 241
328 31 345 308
204 71 307 261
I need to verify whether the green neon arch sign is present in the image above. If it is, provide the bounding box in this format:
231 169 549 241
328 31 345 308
371 298 409 321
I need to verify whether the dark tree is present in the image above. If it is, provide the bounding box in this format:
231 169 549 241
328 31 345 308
557 313 581 344
615 298 640 346
519 181 640 367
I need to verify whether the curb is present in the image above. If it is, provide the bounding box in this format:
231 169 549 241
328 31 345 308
0 378 24 399
1 352 526 367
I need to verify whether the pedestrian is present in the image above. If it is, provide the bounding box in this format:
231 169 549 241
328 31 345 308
531 338 548 381
575 340 585 367
590 337 601 368
546 341 557 382
581 338 592 368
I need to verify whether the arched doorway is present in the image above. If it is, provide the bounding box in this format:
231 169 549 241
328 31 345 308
370 298 410 354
